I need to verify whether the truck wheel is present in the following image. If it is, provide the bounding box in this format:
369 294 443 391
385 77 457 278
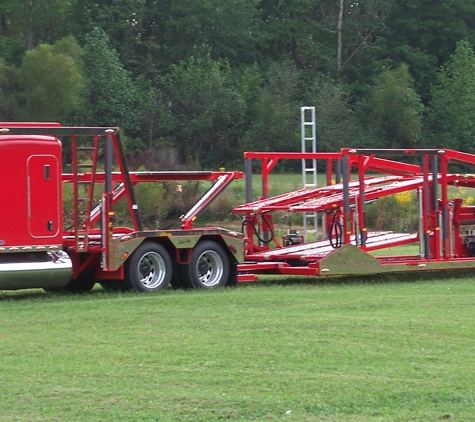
124 242 172 292
181 241 229 289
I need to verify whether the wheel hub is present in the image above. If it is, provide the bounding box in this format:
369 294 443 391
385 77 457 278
140 261 152 278
198 260 209 276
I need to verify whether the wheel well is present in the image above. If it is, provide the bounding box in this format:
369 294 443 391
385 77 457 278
197 235 239 287
198 235 239 265
140 237 176 261
144 235 238 267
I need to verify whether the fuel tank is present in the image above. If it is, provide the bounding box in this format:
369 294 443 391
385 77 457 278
0 251 72 290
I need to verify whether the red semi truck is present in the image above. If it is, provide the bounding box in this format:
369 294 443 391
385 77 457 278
4 122 475 294
0 123 244 292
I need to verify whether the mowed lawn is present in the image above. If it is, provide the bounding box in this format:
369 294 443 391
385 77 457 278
1 276 475 421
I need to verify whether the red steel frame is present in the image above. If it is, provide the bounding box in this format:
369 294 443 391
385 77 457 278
236 148 475 280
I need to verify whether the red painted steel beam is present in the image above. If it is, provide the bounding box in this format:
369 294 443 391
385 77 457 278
63 171 243 183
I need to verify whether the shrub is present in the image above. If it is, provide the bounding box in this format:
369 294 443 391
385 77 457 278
365 192 419 232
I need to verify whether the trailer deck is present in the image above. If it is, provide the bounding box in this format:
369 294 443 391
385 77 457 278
235 148 475 281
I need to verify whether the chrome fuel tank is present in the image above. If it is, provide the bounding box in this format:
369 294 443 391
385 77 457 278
0 252 72 290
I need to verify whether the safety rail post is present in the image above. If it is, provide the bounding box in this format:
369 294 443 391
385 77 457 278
341 153 351 245
72 134 80 251
357 154 367 246
417 187 424 257
326 158 334 185
431 154 441 259
245 157 253 203
102 134 114 270
323 157 335 238
262 158 268 199
440 151 451 258
422 155 431 258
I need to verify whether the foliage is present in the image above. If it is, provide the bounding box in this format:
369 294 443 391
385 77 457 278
81 28 140 136
157 52 246 167
0 0 76 64
2 1 475 166
0 59 19 120
365 192 419 232
380 0 475 103
308 75 362 151
368 64 423 148
240 60 302 155
72 0 262 75
115 179 167 229
17 38 84 122
427 40 475 152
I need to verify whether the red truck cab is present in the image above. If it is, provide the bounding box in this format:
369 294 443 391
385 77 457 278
0 122 63 249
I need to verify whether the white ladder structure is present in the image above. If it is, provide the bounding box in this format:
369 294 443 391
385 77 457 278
301 106 319 242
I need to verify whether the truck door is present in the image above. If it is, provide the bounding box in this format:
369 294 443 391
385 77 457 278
27 155 61 238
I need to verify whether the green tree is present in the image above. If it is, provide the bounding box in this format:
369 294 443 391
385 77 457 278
240 60 302 154
427 40 475 152
258 0 327 67
81 28 139 135
17 37 84 123
0 0 77 64
368 64 423 148
318 0 392 73
0 59 19 120
380 0 475 103
306 76 361 151
72 0 261 76
158 52 246 167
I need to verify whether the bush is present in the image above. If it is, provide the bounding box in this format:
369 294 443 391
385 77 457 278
365 192 419 232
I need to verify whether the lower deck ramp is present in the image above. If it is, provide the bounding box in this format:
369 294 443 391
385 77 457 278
245 231 419 263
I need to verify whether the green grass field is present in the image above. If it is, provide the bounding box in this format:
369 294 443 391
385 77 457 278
1 276 475 421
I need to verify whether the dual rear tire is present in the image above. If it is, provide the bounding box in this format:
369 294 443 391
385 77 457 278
180 241 230 289
122 240 230 292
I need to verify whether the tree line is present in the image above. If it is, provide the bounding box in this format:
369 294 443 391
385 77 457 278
1 0 475 169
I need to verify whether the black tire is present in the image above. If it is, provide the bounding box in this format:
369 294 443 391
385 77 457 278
99 279 126 292
180 241 230 289
124 242 172 292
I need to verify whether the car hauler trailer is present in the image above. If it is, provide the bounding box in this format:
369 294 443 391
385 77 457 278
0 123 243 292
234 148 475 281
4 123 475 293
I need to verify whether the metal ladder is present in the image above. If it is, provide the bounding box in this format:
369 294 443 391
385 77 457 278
72 135 100 251
301 106 318 242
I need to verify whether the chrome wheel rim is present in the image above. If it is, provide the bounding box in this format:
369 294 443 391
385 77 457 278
138 252 167 289
195 250 223 287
